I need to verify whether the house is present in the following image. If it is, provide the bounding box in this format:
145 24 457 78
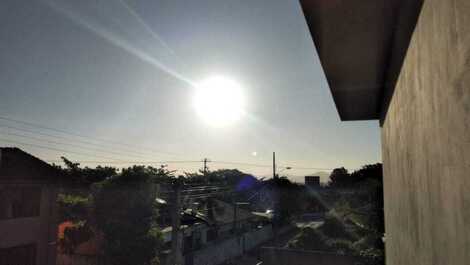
160 199 260 247
159 198 273 265
304 176 320 188
300 1 470 264
0 148 63 265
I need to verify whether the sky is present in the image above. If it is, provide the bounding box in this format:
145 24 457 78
0 0 381 182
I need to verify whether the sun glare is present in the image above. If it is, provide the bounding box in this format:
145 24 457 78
193 76 245 127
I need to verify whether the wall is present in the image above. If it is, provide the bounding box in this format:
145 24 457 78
190 225 273 265
57 254 106 265
260 248 363 265
381 0 470 264
0 184 58 265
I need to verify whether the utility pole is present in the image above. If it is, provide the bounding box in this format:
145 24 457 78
203 158 210 175
171 176 183 265
273 152 277 179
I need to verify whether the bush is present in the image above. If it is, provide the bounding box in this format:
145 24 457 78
325 239 356 255
319 213 354 240
57 194 90 222
288 227 330 251
358 248 385 265
93 166 164 265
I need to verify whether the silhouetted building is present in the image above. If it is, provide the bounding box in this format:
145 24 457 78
304 176 320 188
0 148 62 265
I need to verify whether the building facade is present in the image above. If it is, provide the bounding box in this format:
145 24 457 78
304 176 320 188
300 0 470 264
0 148 62 265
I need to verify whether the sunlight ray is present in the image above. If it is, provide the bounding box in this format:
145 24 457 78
43 0 196 87
116 0 179 59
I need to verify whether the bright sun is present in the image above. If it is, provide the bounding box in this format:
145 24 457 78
193 76 244 127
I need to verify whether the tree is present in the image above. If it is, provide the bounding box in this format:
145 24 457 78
93 166 166 265
288 227 330 251
57 193 91 223
185 168 258 189
328 167 350 188
319 213 355 240
264 177 304 224
349 164 384 235
56 157 117 185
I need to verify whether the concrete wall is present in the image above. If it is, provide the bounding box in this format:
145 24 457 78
260 248 363 265
189 225 273 265
0 184 58 265
381 0 470 264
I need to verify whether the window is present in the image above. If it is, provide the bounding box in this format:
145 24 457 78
0 244 36 265
0 187 41 219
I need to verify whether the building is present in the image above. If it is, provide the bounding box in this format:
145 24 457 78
300 1 470 265
304 176 320 188
0 148 63 265
159 198 273 265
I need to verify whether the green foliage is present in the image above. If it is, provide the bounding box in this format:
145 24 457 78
357 248 385 265
93 165 167 265
352 236 376 252
266 176 305 224
184 169 255 187
288 227 330 251
328 164 384 235
322 163 384 264
57 193 91 222
288 227 357 255
57 157 117 185
324 238 355 255
57 160 170 265
328 167 350 188
319 213 355 240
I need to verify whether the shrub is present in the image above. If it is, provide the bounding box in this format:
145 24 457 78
288 227 330 251
325 238 356 255
57 194 90 222
319 213 354 240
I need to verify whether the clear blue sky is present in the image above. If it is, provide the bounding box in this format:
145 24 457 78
0 0 381 182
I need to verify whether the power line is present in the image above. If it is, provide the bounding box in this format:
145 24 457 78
280 165 334 171
40 158 336 171
0 117 337 171
0 130 155 160
211 160 334 170
210 160 272 168
0 124 169 160
0 138 126 161
46 160 202 165
0 116 180 157
37 159 274 168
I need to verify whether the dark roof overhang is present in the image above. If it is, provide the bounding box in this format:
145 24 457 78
0 147 63 183
300 0 423 121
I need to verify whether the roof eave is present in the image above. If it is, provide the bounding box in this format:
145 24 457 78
300 0 423 121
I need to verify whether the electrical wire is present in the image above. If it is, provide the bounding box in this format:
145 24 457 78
0 116 180 157
0 124 173 160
